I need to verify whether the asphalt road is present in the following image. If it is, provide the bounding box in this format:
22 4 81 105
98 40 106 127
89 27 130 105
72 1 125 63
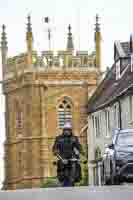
1 186 133 200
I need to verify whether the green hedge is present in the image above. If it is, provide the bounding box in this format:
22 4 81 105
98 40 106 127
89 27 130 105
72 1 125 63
41 177 59 188
76 162 88 186
41 164 88 188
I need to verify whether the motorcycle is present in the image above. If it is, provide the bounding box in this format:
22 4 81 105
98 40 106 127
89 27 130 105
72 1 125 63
53 154 87 187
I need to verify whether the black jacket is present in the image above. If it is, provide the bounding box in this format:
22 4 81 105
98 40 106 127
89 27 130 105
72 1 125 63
52 134 82 159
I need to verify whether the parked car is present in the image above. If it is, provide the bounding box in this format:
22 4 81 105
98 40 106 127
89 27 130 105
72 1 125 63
102 129 133 185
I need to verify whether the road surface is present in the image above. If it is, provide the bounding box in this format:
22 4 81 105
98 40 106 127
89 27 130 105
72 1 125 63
1 186 133 200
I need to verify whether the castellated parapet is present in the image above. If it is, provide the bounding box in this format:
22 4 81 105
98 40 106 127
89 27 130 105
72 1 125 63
5 50 97 80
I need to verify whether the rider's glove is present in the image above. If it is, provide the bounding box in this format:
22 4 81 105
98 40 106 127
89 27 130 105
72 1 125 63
62 159 68 164
74 147 79 155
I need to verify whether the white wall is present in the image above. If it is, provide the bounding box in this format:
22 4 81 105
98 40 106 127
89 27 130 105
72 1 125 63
88 94 133 185
121 96 133 129
87 102 120 185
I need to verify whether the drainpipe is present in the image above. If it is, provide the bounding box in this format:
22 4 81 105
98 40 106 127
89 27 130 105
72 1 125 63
118 99 122 130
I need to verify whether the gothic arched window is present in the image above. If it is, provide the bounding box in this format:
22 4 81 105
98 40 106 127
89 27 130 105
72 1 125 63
58 99 72 128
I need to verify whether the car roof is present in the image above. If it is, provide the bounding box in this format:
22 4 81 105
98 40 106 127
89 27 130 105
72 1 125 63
112 129 133 143
119 129 133 134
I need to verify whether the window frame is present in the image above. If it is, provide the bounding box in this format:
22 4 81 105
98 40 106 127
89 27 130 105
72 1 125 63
57 99 72 129
105 109 111 137
129 95 133 122
93 115 101 138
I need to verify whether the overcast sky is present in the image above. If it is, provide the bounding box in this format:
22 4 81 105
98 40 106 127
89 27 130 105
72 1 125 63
0 0 133 188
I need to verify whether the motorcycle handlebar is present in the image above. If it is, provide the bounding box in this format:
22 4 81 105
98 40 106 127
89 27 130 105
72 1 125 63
53 153 87 165
53 158 87 165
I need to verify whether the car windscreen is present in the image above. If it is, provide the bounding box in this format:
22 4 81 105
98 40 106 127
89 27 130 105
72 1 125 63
117 132 133 146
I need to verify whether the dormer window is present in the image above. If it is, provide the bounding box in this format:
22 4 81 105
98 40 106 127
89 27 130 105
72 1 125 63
116 60 120 80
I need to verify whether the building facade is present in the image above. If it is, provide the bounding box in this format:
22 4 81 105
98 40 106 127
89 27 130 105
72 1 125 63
87 37 133 185
1 15 102 189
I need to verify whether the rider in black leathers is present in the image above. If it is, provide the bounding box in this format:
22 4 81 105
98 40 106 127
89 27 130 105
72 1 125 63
52 122 83 185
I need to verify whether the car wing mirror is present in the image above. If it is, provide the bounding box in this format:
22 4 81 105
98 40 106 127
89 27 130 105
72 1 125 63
108 143 114 149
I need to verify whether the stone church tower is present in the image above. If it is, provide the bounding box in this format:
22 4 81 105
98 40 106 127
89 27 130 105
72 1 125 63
1 15 102 189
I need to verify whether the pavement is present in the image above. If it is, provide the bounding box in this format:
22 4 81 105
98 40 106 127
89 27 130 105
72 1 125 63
1 186 133 200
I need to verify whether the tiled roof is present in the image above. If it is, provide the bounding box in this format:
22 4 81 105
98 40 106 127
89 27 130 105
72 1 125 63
88 58 133 114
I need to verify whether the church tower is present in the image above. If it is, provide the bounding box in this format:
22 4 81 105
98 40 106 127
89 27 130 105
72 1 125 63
1 15 102 189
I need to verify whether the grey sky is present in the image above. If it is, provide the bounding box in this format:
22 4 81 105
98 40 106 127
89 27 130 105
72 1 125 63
0 0 133 188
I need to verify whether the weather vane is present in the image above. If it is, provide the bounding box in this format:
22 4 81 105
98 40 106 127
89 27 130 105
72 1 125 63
44 17 51 51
